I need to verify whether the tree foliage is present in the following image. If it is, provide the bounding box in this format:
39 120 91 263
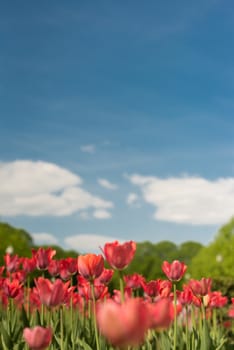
126 240 203 281
190 217 234 280
0 222 78 264
0 222 33 264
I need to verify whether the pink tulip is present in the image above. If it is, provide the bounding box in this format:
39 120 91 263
147 298 174 329
78 254 104 281
101 241 136 270
162 260 187 282
96 268 114 285
32 247 56 270
23 326 52 350
3 278 22 298
35 277 68 307
188 278 212 296
97 298 149 348
4 253 21 273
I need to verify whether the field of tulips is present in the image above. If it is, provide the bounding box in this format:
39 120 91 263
0 241 233 350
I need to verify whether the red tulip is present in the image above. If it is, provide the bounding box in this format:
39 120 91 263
35 277 68 307
147 298 174 329
158 279 172 298
78 254 104 281
23 326 52 350
102 240 136 270
124 273 145 289
178 285 194 305
59 258 77 280
96 298 149 348
112 287 132 303
206 291 228 308
78 281 108 300
142 280 160 298
22 257 36 274
188 278 212 297
228 305 234 318
162 260 187 282
4 253 21 273
96 268 114 285
11 270 27 284
3 278 22 298
32 247 56 270
48 260 60 277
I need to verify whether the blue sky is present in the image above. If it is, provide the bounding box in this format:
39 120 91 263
1 0 234 252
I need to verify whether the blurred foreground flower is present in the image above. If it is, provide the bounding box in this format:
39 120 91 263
96 297 149 348
23 326 52 350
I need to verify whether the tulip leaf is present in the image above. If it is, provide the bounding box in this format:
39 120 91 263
20 306 29 328
1 326 13 350
77 338 94 350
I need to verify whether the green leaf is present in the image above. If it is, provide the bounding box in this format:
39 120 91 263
20 306 29 328
1 326 13 350
76 338 94 350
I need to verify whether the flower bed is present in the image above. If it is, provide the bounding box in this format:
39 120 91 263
0 241 233 349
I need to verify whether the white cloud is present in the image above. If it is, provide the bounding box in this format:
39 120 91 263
93 209 112 219
98 178 118 190
0 160 113 217
129 174 234 225
79 211 90 220
32 233 59 245
64 234 124 253
80 144 96 154
126 192 140 207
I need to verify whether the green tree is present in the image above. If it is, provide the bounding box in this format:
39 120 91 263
190 217 234 279
0 222 33 264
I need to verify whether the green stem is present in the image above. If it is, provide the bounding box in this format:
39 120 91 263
212 308 217 341
41 303 44 326
91 283 100 350
173 283 177 350
26 276 30 318
119 270 124 303
70 277 74 350
191 305 196 350
185 305 190 350
60 306 64 350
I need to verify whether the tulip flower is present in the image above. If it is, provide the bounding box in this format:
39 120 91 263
4 253 21 273
124 273 145 289
32 247 56 270
96 298 149 348
162 260 187 282
48 260 60 277
78 281 108 300
3 278 22 298
78 254 104 281
142 280 161 299
59 258 77 280
228 305 234 318
206 291 228 308
188 278 212 297
101 240 136 270
147 298 174 329
23 326 52 350
178 285 194 305
96 268 114 285
22 257 36 274
35 277 68 307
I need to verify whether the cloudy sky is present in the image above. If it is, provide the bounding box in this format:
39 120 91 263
1 0 234 252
